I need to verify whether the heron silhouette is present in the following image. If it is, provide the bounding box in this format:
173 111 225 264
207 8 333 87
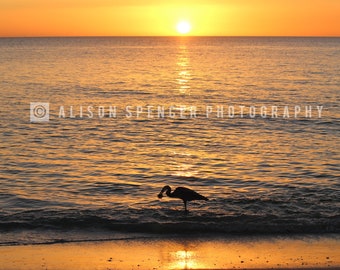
157 185 208 212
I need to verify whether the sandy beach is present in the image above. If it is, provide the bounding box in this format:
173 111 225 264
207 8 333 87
0 235 339 270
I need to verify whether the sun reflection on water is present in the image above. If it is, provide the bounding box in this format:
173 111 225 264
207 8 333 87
169 250 199 269
176 44 191 94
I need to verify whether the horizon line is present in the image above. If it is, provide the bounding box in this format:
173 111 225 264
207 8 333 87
0 35 340 39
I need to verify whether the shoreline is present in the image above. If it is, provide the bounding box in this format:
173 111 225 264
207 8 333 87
0 235 339 269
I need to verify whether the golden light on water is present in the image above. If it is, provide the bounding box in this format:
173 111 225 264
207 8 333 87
177 44 191 94
169 250 199 269
0 235 339 269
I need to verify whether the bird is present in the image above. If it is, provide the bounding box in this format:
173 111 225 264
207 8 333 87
157 185 208 212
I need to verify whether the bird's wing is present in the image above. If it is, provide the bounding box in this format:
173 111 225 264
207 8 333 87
173 187 208 201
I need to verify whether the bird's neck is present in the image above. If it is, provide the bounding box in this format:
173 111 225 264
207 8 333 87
165 187 173 197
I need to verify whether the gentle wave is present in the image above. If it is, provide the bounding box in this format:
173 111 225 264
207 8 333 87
0 208 339 236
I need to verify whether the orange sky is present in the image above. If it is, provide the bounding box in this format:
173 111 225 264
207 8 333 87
0 0 339 37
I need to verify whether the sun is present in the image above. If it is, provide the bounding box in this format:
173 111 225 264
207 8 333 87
176 21 191 35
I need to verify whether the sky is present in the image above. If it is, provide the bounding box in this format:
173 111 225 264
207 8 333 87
0 0 339 37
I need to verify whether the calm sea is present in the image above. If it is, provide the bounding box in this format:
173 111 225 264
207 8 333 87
0 37 339 245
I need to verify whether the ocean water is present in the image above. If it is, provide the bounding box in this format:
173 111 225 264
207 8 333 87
0 37 339 245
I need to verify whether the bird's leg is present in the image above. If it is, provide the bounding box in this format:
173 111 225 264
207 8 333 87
184 201 188 213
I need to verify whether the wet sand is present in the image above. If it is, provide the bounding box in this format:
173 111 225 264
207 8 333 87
0 235 339 269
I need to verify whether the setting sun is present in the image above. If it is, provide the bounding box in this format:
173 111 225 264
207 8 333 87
0 1 339 36
176 21 191 35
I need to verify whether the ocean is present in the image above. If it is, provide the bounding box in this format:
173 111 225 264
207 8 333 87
0 37 339 245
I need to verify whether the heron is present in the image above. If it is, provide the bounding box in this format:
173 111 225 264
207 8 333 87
157 185 208 212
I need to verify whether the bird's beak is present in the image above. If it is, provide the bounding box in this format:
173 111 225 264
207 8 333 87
157 193 163 199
